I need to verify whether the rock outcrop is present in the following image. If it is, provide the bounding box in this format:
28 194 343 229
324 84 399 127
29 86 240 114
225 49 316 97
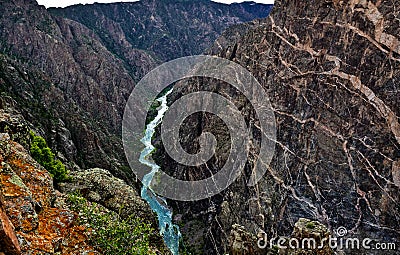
285 218 333 255
59 168 154 220
228 224 262 255
0 185 21 255
0 133 99 254
155 0 400 254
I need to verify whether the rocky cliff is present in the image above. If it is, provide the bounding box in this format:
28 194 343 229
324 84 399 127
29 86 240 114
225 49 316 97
49 0 273 62
155 0 400 254
0 0 141 179
0 0 273 182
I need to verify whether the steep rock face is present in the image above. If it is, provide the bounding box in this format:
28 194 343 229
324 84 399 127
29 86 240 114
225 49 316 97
0 53 128 178
156 0 400 254
50 0 273 62
0 0 140 133
0 0 139 176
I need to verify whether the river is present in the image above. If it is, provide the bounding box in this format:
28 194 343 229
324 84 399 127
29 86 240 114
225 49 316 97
138 88 181 255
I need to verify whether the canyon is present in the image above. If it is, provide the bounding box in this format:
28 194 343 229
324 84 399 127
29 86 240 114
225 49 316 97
0 0 399 254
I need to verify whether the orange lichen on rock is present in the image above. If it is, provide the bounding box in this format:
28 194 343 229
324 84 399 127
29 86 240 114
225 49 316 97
0 174 26 197
6 142 55 208
0 190 21 255
0 134 101 254
18 209 99 254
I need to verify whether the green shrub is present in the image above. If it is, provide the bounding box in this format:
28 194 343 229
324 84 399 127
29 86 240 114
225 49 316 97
67 193 157 255
29 131 71 183
306 222 316 229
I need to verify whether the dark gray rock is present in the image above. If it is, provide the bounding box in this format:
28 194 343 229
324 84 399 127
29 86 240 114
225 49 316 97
155 0 400 254
50 0 273 62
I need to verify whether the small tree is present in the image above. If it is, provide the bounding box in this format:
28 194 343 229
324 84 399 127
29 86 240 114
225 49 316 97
29 131 71 183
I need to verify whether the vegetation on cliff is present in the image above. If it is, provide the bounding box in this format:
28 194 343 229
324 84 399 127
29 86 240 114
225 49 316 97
29 131 71 183
67 192 157 255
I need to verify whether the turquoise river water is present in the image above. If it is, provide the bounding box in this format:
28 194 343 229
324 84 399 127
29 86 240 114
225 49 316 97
138 89 181 255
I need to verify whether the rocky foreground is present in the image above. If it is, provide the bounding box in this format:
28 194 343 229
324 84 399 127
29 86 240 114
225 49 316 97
0 99 169 254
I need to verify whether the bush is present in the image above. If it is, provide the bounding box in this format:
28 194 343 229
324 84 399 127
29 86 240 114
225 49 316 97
67 193 157 255
306 222 316 229
29 131 71 183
